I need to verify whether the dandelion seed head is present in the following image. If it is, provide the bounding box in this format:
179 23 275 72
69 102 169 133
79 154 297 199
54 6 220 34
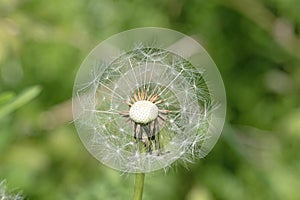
0 180 23 200
72 28 226 173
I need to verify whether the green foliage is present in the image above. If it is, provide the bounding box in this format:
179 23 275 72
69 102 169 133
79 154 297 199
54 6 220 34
1 0 300 199
0 86 41 119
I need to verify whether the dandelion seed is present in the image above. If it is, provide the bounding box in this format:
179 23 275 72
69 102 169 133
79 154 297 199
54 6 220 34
0 180 23 200
72 28 226 173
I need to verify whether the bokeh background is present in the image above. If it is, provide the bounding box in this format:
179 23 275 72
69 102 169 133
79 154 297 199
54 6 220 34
1 0 300 199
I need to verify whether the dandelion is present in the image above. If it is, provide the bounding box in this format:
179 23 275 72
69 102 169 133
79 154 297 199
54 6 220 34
72 28 226 199
0 180 23 200
120 87 169 155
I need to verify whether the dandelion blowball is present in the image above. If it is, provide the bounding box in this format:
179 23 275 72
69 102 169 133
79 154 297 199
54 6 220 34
72 28 226 173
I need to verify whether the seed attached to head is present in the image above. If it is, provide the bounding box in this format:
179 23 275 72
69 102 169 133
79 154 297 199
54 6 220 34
129 100 159 124
120 89 169 154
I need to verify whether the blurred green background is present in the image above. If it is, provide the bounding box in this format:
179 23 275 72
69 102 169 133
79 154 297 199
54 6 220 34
1 0 300 199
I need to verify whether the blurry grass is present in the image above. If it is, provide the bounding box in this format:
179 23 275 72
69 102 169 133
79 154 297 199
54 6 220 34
0 86 41 119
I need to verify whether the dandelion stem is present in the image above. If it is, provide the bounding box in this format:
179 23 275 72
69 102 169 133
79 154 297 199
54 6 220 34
133 173 145 200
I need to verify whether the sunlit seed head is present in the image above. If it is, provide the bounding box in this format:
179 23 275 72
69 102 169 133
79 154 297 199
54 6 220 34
72 28 227 173
129 100 159 124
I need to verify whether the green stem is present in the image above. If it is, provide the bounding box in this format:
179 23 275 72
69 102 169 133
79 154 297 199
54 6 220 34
133 173 145 200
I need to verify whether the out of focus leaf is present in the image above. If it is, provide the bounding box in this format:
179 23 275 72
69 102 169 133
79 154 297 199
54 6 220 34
0 86 42 119
0 92 15 105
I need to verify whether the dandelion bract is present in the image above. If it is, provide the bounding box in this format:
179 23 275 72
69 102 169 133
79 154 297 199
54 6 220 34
72 28 226 173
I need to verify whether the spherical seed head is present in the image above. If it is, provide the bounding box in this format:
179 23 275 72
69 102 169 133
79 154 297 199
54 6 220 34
73 28 227 173
129 100 159 124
